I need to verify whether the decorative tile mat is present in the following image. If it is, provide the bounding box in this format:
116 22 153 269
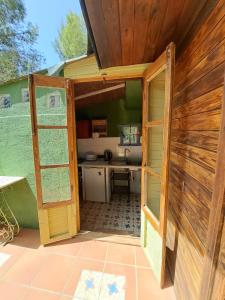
80 193 141 236
74 269 126 300
0 252 10 267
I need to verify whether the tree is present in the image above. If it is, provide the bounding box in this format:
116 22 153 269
53 12 87 60
0 0 45 83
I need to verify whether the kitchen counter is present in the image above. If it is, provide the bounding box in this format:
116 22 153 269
78 160 142 171
79 160 142 202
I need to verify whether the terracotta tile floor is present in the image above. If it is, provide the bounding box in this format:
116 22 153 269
0 229 176 300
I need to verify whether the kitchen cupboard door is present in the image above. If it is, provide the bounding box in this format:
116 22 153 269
29 74 79 245
83 167 106 202
141 42 175 287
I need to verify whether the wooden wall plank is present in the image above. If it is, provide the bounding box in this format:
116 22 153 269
170 162 212 210
176 40 225 95
171 130 219 152
173 87 223 119
171 141 216 171
119 0 135 65
101 0 122 66
211 221 225 300
133 0 153 64
199 73 225 300
170 152 214 192
172 110 221 131
174 62 225 107
84 0 110 67
169 197 205 256
167 2 225 299
143 0 168 62
176 0 225 77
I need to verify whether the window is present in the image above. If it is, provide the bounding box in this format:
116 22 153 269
0 94 11 109
119 124 141 146
47 93 61 108
21 88 29 103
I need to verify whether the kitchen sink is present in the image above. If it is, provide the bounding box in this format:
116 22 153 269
110 160 141 166
110 159 127 166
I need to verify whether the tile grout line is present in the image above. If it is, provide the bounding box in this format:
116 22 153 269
60 243 85 298
1 243 151 274
26 252 64 293
35 246 152 269
3 279 62 298
0 247 27 279
97 241 109 300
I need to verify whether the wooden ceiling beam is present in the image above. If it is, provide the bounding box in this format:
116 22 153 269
75 83 125 100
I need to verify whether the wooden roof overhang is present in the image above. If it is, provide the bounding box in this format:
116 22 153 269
80 0 218 68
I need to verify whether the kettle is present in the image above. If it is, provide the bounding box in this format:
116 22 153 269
104 150 113 161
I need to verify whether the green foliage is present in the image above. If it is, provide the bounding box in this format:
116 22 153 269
53 12 87 60
0 0 45 83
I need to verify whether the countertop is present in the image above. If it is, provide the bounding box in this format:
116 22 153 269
78 160 142 171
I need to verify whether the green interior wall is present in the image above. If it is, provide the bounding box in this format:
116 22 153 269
0 78 38 228
76 80 142 137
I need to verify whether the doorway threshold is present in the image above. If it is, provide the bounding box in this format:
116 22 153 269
77 230 140 247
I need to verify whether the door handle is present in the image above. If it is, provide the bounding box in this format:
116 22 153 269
98 172 101 176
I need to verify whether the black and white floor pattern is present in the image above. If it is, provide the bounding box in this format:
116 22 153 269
80 193 141 237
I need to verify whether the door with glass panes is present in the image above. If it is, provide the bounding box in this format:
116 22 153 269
141 43 175 287
29 74 79 245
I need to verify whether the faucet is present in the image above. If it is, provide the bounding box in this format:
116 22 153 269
124 148 130 161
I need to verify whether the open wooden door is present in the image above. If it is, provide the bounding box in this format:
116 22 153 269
29 74 79 245
141 43 175 287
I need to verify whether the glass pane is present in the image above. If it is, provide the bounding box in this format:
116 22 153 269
35 87 67 126
148 70 165 122
38 129 68 165
41 167 71 203
146 173 161 220
147 126 163 173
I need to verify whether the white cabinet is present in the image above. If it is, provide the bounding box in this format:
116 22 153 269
82 167 106 202
130 170 141 194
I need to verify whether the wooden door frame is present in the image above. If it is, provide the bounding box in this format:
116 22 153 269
29 43 174 257
141 43 175 287
29 74 80 238
141 44 175 236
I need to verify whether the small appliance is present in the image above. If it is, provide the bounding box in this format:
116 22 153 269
104 149 113 161
85 152 97 161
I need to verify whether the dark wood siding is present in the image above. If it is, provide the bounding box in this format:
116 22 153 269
82 0 215 68
211 221 225 299
167 0 225 299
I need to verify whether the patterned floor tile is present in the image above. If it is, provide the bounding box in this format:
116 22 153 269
73 270 126 300
80 193 141 236
74 270 102 300
99 273 125 300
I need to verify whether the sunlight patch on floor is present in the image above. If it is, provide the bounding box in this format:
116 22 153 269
0 252 11 267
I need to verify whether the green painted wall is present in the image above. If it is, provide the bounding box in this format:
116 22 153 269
0 78 142 228
76 80 142 137
0 78 38 228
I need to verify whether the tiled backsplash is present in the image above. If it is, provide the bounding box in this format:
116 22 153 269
77 137 142 162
